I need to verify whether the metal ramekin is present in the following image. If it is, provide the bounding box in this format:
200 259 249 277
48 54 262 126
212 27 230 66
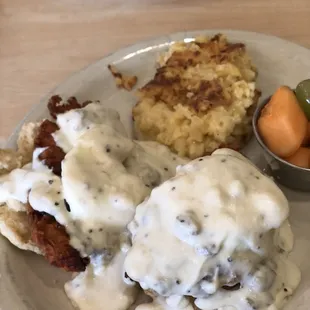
252 97 310 191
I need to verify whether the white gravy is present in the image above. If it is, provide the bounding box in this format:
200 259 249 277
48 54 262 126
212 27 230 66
125 149 301 310
0 102 187 310
53 102 127 152
65 251 138 310
136 296 194 310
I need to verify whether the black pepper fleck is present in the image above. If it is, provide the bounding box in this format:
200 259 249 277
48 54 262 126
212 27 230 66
164 167 168 171
98 188 103 193
173 157 176 161
86 126 90 129
54 202 59 206
48 180 53 185
227 256 233 262
57 191 61 195
105 145 111 153
145 184 150 188
204 214 209 218
64 201 71 212
171 187 176 191
255 176 260 180
221 159 226 163
99 228 103 232
89 229 93 233
284 288 288 292
114 199 118 203
199 158 203 162
176 279 181 285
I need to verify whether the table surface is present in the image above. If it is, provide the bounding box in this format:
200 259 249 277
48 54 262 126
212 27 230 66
1 0 310 143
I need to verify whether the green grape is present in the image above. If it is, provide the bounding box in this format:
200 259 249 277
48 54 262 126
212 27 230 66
295 79 310 120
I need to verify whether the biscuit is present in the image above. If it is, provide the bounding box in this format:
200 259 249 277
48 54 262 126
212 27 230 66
0 203 41 254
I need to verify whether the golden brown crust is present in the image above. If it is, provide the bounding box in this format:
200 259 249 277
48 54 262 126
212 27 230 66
138 34 255 114
27 204 89 272
108 64 138 91
140 73 229 113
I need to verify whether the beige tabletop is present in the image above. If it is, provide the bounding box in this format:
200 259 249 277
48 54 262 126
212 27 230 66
1 0 310 143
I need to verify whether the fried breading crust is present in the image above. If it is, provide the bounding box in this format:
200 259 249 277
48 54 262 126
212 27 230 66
48 95 81 119
27 204 89 272
47 95 92 119
34 120 65 176
35 96 94 175
28 96 92 271
38 146 65 176
35 119 59 148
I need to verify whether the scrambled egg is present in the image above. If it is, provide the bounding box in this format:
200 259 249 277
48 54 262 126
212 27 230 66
133 34 261 159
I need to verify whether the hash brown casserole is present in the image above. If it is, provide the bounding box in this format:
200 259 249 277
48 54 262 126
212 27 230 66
132 34 261 159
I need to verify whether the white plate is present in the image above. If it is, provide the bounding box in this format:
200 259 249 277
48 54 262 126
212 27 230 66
1 30 310 310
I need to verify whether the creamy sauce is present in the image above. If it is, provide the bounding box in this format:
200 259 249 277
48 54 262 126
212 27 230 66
32 147 50 172
53 102 127 152
61 124 146 255
136 296 194 310
125 141 187 189
65 251 138 310
1 101 300 310
125 149 300 310
1 103 186 254
0 166 58 204
0 102 187 310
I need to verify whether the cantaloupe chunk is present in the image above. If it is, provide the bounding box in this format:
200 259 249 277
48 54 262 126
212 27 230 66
258 86 308 157
284 147 310 169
